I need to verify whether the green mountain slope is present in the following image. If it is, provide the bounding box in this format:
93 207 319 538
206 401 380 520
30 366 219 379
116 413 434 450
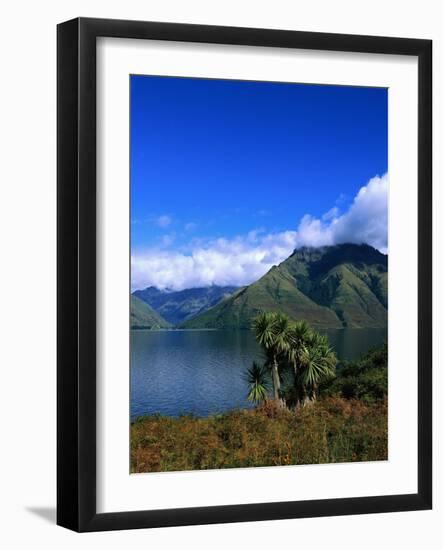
132 285 239 325
181 244 387 330
130 295 171 329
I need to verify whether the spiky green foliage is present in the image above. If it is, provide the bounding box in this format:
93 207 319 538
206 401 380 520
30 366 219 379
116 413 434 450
287 329 337 405
251 313 337 406
245 361 270 404
298 344 337 392
251 312 293 400
181 244 387 330
130 295 171 329
286 320 311 375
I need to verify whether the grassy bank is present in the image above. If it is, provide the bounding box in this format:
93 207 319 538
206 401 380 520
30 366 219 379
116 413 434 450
131 396 387 472
131 344 388 473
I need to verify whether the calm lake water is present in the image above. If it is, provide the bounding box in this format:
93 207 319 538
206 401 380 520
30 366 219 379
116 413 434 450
131 328 387 419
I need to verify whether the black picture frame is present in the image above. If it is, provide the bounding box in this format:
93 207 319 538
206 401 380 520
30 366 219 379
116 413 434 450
57 17 432 532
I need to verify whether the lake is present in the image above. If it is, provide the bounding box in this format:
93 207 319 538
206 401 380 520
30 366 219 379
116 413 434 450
131 328 387 419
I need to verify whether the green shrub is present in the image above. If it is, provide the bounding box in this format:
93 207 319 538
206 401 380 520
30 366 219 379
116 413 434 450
320 343 387 404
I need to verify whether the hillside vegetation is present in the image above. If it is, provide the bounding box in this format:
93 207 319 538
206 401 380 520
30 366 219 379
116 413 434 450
130 295 171 329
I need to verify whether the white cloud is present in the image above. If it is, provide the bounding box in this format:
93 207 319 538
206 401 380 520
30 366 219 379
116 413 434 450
131 174 387 291
322 206 339 222
131 230 298 291
296 174 388 253
156 215 172 228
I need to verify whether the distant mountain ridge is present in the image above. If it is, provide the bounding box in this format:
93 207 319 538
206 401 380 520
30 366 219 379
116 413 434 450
132 285 240 325
181 244 388 330
130 295 171 329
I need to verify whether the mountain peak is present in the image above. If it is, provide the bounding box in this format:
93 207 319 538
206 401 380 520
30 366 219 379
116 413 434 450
182 243 388 330
292 242 383 256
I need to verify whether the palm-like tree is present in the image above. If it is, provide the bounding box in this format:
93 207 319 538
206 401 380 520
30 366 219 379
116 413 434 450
287 320 311 380
299 333 337 404
251 312 338 408
252 312 292 401
245 361 269 404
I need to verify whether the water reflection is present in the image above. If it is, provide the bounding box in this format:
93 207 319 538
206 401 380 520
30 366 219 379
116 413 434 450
130 328 387 418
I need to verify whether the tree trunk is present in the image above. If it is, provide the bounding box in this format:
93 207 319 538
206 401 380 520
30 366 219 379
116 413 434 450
293 360 302 408
303 387 317 407
272 356 281 401
311 385 318 403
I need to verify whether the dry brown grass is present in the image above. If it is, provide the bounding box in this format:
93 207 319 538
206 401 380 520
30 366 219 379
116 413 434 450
131 397 387 473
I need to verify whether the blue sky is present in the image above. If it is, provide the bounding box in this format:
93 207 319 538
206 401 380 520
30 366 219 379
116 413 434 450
130 75 388 291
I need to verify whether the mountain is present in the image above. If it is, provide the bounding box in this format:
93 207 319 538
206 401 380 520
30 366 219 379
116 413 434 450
181 244 388 330
132 285 240 325
130 295 171 329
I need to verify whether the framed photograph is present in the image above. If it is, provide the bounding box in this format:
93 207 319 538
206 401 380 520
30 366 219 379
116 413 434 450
57 17 432 532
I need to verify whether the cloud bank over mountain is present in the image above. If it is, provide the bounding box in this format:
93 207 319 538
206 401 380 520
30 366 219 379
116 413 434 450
296 174 388 253
131 174 388 291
